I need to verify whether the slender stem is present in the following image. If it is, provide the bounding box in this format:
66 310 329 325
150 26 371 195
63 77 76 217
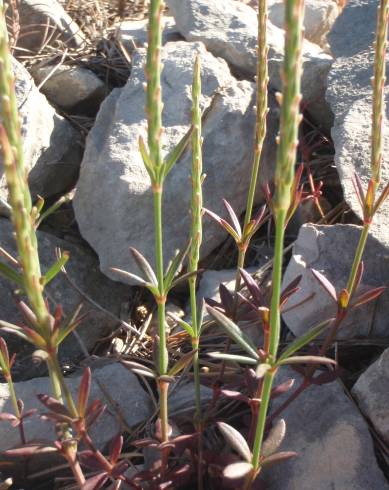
159 380 169 442
242 0 269 234
250 371 275 473
153 190 168 375
267 215 286 356
345 223 370 297
371 0 389 185
248 0 304 484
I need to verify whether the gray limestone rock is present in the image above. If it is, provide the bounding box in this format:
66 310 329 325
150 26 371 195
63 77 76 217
326 0 389 250
282 224 389 339
267 0 339 48
118 16 182 53
166 0 333 128
74 41 278 284
262 368 389 489
352 347 389 445
0 59 82 210
32 65 105 111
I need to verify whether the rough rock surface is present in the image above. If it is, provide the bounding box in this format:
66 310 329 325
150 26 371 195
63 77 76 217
14 0 85 53
326 0 389 249
32 65 105 112
0 59 82 211
282 224 389 339
166 0 333 128
352 347 389 445
169 382 213 418
74 41 278 284
0 219 130 380
119 17 182 53
267 0 339 48
262 369 389 489
0 363 151 451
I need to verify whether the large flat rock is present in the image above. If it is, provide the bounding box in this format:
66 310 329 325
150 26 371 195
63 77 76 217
262 369 389 489
166 0 333 128
326 0 389 250
74 41 278 284
353 347 389 445
282 224 389 339
0 59 82 213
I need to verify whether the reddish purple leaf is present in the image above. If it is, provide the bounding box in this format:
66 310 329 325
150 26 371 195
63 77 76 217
81 472 108 490
223 199 242 236
109 434 123 464
352 173 365 211
37 394 71 417
351 286 386 309
271 378 295 399
0 337 10 365
261 451 297 468
79 450 106 471
311 269 337 302
240 268 263 305
4 442 57 457
78 367 92 417
280 275 302 306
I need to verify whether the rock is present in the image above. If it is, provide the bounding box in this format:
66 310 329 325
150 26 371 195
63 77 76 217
281 224 389 339
0 59 82 211
0 218 130 380
31 65 105 112
262 368 389 489
166 0 333 128
0 362 151 452
118 17 182 53
267 0 339 48
74 41 278 284
14 0 85 53
352 347 389 445
169 382 213 418
326 0 389 250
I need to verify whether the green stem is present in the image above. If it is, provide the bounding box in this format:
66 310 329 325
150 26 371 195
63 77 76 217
159 380 169 442
153 189 168 375
268 214 286 356
242 0 269 235
250 370 275 473
345 223 370 297
248 0 304 483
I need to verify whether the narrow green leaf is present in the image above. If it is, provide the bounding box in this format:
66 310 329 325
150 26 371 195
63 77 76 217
208 352 257 365
0 262 23 286
42 251 69 286
130 248 158 286
111 267 150 288
277 318 333 362
167 350 196 377
164 244 190 291
56 304 84 346
163 125 193 178
167 312 195 338
207 306 259 360
35 193 71 227
139 135 156 181
171 269 202 289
